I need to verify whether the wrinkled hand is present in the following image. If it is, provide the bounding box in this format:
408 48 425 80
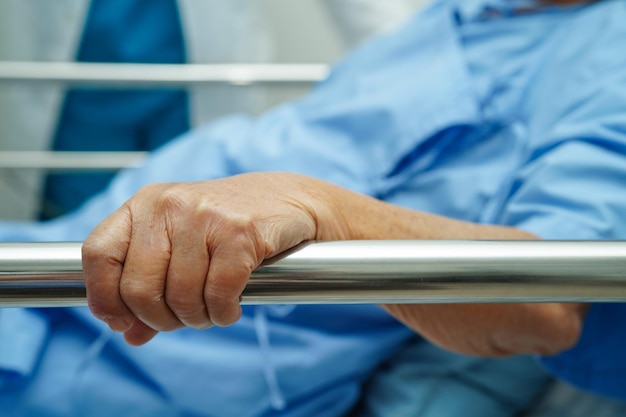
82 172 334 346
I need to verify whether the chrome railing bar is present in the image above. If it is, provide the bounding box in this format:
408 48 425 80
0 62 329 87
0 151 147 171
1 240 626 308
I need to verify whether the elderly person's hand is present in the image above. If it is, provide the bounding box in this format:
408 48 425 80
82 172 341 345
83 172 587 355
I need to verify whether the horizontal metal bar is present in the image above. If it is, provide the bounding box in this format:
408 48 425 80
1 240 626 308
0 151 147 171
0 62 329 87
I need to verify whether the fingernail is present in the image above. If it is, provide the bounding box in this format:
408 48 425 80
105 318 131 332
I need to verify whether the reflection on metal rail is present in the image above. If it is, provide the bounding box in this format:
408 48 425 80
0 151 147 171
0 62 329 87
2 240 626 308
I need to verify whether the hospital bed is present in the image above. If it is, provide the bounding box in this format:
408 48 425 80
2 61 626 417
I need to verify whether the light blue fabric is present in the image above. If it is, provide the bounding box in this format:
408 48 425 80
1 0 626 415
353 338 549 417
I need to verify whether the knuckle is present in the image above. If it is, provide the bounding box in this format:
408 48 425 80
157 185 182 203
136 182 166 197
81 237 110 265
120 279 162 307
204 290 241 326
212 307 242 327
205 205 253 230
153 321 182 333
193 198 218 217
155 188 186 213
81 238 99 259
135 184 187 218
204 290 229 311
165 292 205 319
82 243 122 273
225 212 253 229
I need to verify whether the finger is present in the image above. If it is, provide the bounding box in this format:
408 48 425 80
119 207 182 332
204 235 260 326
164 223 212 329
83 207 134 333
123 318 159 346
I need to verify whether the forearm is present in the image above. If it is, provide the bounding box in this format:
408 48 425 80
311 176 588 357
309 175 537 241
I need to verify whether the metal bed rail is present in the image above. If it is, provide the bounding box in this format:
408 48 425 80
0 151 147 171
0 61 329 87
0 150 147 172
1 240 625 308
0 62 329 171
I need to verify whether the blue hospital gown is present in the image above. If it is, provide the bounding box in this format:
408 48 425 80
1 0 626 415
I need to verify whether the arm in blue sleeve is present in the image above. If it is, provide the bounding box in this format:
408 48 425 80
486 35 626 399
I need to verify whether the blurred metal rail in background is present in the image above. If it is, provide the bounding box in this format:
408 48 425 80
0 151 147 171
1 240 626 308
0 150 147 172
0 61 328 170
0 61 329 87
